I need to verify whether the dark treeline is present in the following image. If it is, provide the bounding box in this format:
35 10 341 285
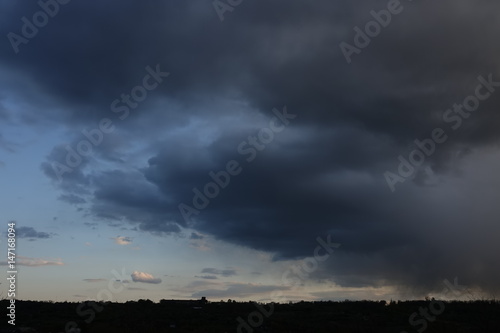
1 299 500 332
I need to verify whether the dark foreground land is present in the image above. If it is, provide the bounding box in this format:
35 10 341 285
1 299 500 333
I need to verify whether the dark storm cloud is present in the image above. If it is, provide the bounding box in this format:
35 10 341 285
1 0 499 295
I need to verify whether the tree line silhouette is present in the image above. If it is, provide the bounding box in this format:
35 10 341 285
1 298 499 332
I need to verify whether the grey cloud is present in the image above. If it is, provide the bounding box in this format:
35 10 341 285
201 268 237 277
15 226 53 240
195 275 218 280
58 194 86 205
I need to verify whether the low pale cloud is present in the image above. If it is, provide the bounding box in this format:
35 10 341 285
131 271 162 284
191 283 291 299
83 279 107 283
0 256 64 267
127 287 148 291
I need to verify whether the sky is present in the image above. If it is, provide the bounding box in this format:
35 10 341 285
0 0 499 303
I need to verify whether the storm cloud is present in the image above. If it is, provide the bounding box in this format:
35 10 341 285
2 0 500 297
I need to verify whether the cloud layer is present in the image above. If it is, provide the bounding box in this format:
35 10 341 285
0 256 64 267
2 0 500 296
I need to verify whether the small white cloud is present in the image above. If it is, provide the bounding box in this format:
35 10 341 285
111 236 132 245
131 271 162 284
